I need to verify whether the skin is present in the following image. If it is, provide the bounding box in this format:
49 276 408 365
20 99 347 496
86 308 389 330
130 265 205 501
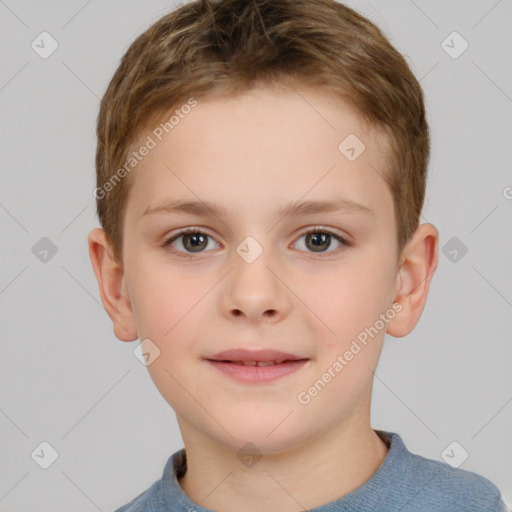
89 84 438 511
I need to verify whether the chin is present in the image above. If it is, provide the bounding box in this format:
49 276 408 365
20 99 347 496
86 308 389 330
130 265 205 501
214 417 310 456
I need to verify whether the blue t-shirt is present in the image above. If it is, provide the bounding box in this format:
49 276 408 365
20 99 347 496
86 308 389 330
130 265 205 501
115 430 509 511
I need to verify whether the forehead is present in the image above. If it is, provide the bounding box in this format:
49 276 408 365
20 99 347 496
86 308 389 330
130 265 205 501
124 85 393 225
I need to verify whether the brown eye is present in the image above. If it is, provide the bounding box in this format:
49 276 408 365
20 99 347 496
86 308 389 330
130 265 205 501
181 232 208 252
294 228 347 255
305 232 331 252
164 229 218 257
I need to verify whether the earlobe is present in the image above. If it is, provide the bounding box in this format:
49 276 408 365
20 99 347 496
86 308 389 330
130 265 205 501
88 228 138 342
386 223 439 338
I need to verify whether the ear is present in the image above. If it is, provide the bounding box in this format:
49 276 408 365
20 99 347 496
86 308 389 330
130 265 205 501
387 223 439 337
88 228 138 342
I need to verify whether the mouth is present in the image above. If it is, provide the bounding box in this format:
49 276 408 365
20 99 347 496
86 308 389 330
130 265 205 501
205 349 310 383
213 359 301 366
207 348 307 363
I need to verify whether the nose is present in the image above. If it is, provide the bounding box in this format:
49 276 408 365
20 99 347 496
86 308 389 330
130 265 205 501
221 242 291 324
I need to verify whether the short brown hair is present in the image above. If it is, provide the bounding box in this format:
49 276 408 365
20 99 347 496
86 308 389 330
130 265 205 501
95 0 429 263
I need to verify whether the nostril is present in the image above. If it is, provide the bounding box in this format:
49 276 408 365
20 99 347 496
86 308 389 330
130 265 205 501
230 309 277 317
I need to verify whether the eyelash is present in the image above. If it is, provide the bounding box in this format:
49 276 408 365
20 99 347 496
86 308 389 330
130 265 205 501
161 226 350 260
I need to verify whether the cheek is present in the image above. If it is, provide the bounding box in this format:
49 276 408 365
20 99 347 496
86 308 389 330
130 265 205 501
128 258 209 341
308 256 396 350
128 263 208 411
294 263 393 414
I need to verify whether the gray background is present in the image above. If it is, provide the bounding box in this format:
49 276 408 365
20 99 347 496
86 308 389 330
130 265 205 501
1 0 511 510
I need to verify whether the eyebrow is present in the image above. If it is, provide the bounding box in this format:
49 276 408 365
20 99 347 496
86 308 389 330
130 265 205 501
141 197 374 220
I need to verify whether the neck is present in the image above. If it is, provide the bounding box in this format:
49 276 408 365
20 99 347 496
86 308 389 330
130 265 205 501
177 418 389 512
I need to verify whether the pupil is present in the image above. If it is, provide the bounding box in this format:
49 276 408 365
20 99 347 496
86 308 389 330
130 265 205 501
307 233 330 252
182 232 331 253
184 233 207 252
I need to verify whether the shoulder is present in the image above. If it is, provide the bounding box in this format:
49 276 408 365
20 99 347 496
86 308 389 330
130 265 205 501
408 455 506 510
386 432 509 511
113 450 186 512
113 479 164 512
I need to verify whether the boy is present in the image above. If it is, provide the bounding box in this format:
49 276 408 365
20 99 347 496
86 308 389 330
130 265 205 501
88 0 509 510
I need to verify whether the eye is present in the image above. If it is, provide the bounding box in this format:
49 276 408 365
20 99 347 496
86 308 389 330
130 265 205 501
162 226 349 259
162 228 219 258
293 227 348 256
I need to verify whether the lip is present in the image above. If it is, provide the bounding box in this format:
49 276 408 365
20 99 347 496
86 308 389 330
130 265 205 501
207 348 305 363
205 349 310 384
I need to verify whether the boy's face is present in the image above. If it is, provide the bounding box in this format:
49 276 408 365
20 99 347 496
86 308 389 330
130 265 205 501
114 86 403 452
